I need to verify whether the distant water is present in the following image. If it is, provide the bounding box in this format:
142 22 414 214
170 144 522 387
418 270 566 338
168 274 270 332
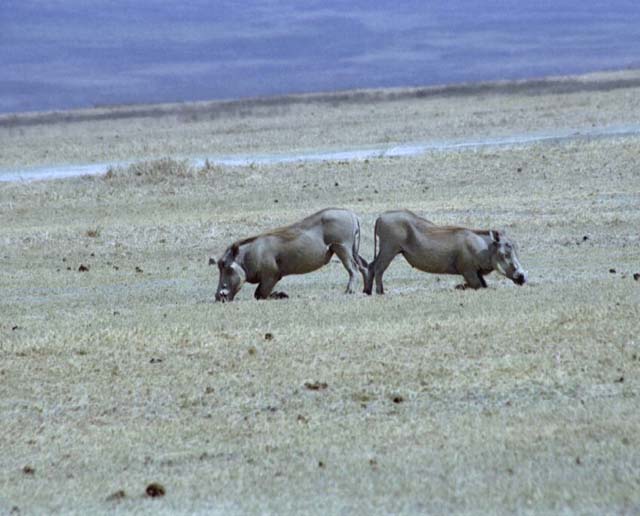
2 0 640 113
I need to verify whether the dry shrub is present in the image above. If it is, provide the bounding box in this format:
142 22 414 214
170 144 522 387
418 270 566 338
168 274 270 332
103 157 221 184
126 158 194 181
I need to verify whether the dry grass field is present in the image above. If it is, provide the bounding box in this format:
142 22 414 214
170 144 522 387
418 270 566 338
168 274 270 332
1 71 639 514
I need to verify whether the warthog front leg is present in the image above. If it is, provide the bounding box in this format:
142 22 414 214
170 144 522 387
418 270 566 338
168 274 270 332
254 275 282 300
458 270 487 290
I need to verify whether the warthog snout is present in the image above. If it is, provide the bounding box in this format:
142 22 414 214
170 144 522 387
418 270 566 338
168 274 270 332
215 288 231 302
513 270 527 285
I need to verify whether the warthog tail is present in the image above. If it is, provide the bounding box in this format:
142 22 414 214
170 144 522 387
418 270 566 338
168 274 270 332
352 213 368 269
373 216 380 262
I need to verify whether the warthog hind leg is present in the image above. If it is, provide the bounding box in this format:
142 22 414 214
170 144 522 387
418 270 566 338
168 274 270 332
330 243 360 294
370 249 398 295
355 254 370 293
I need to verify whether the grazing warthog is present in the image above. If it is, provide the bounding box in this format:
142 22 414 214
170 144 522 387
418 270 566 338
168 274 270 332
364 210 527 294
212 208 369 301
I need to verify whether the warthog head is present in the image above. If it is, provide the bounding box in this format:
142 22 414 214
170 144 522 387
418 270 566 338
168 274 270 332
489 231 527 285
211 244 246 302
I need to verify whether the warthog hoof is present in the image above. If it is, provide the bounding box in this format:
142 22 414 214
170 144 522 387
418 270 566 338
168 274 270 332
269 291 289 300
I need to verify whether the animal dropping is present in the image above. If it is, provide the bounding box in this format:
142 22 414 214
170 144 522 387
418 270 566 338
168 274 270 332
145 483 166 498
304 381 328 391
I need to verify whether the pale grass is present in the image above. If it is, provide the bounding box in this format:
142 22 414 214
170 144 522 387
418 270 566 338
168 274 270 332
3 70 640 170
1 77 640 514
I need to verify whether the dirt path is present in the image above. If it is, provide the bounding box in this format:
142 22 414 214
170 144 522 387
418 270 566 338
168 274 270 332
2 123 639 183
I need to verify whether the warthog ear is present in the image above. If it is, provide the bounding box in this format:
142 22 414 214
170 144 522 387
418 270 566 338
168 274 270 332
489 230 501 243
208 256 218 266
231 243 240 258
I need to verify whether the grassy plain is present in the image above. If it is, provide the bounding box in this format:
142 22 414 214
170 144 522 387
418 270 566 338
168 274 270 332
1 72 639 514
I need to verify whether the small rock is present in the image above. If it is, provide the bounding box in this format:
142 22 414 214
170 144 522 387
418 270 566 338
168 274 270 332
615 376 624 383
633 273 640 281
318 461 325 468
105 490 126 502
145 483 165 498
609 268 616 274
22 465 35 475
150 358 163 364
78 264 89 272
392 395 405 404
582 235 589 241
135 266 144 273
264 332 273 340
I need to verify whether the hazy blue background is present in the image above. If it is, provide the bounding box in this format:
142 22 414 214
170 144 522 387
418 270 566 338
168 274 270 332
2 1 640 113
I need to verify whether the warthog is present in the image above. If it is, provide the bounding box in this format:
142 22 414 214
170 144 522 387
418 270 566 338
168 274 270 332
364 210 527 294
212 208 369 301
